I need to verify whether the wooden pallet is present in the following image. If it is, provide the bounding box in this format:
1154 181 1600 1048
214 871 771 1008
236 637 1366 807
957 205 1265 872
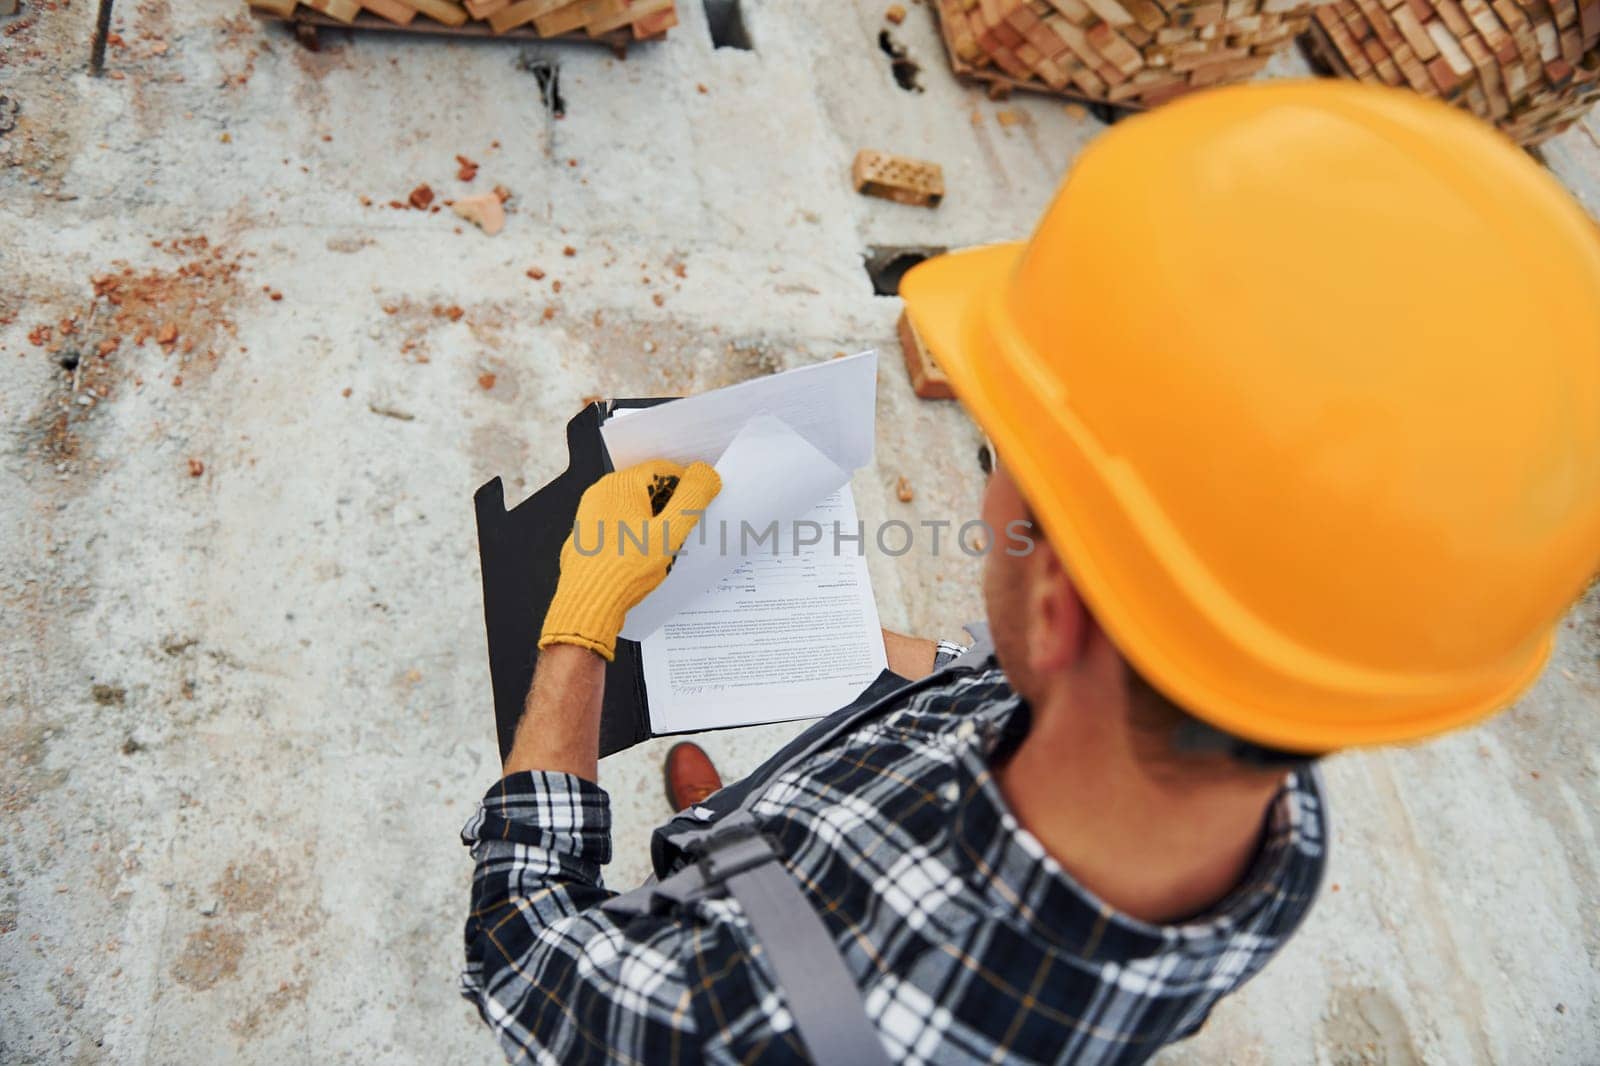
252 8 633 46
246 0 675 47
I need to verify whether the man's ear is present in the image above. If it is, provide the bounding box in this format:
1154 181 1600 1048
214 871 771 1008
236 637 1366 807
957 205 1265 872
1025 542 1091 673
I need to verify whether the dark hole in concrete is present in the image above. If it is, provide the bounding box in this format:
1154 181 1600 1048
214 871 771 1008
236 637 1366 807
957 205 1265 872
293 22 321 52
704 0 752 50
519 54 565 117
1089 102 1123 125
864 245 945 296
977 441 994 477
877 30 923 92
59 351 80 371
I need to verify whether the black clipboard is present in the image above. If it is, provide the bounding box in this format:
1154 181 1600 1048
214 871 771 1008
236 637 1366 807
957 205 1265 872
474 397 906 763
473 398 669 761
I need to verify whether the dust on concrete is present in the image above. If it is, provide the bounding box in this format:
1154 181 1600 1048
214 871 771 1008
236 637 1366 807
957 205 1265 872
214 9 268 89
570 312 838 398
1320 985 1423 1066
21 237 254 465
115 0 179 64
371 296 492 365
161 636 199 656
1478 579 1600 977
369 284 715 380
0 0 71 72
206 853 327 940
0 94 82 192
454 299 818 498
230 977 310 1038
171 854 327 1002
0 716 69 818
214 860 283 917
171 925 246 991
290 26 356 80
103 0 196 138
325 234 375 255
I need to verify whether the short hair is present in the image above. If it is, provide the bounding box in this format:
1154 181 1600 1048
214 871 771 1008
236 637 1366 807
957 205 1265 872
1013 491 1318 770
1124 666 1317 770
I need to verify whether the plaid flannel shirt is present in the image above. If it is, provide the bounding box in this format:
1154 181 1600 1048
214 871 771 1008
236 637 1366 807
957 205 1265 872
461 659 1327 1065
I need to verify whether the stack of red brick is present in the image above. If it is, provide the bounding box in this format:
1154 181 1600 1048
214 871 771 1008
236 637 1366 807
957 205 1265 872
935 0 1332 107
1307 0 1600 143
248 0 677 39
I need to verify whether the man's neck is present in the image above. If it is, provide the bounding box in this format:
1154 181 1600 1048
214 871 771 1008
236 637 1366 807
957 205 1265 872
995 690 1286 925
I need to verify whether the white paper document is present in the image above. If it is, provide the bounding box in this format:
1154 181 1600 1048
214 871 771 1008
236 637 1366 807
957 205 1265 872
618 415 851 639
599 352 889 735
640 487 886 734
602 350 877 474
602 351 878 641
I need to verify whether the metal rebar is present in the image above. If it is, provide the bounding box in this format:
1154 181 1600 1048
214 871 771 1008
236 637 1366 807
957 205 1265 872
89 0 116 77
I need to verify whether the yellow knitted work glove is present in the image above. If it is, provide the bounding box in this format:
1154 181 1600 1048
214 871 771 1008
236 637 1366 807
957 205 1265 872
538 459 722 660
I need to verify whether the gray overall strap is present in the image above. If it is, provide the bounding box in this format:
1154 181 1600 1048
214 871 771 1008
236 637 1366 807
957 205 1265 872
604 813 894 1065
602 624 994 1063
700 815 893 1066
945 622 992 672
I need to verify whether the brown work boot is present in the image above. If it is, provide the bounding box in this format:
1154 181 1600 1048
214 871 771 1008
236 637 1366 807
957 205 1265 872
664 742 723 811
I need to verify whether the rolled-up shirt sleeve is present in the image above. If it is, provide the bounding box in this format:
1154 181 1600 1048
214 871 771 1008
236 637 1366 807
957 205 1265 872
459 772 617 1047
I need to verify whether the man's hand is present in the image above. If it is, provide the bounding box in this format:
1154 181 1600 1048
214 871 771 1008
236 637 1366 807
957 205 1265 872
508 461 719 779
539 459 721 661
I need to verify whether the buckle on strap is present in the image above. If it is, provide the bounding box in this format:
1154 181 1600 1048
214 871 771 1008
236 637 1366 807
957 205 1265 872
688 815 778 886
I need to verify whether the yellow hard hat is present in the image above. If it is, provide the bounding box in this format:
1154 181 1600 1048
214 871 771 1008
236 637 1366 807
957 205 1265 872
902 80 1600 752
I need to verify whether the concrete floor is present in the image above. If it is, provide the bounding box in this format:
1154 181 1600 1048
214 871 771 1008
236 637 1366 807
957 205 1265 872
1 0 1597 1062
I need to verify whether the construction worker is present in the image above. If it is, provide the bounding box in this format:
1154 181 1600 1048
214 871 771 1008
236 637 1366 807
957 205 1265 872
460 81 1600 1064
